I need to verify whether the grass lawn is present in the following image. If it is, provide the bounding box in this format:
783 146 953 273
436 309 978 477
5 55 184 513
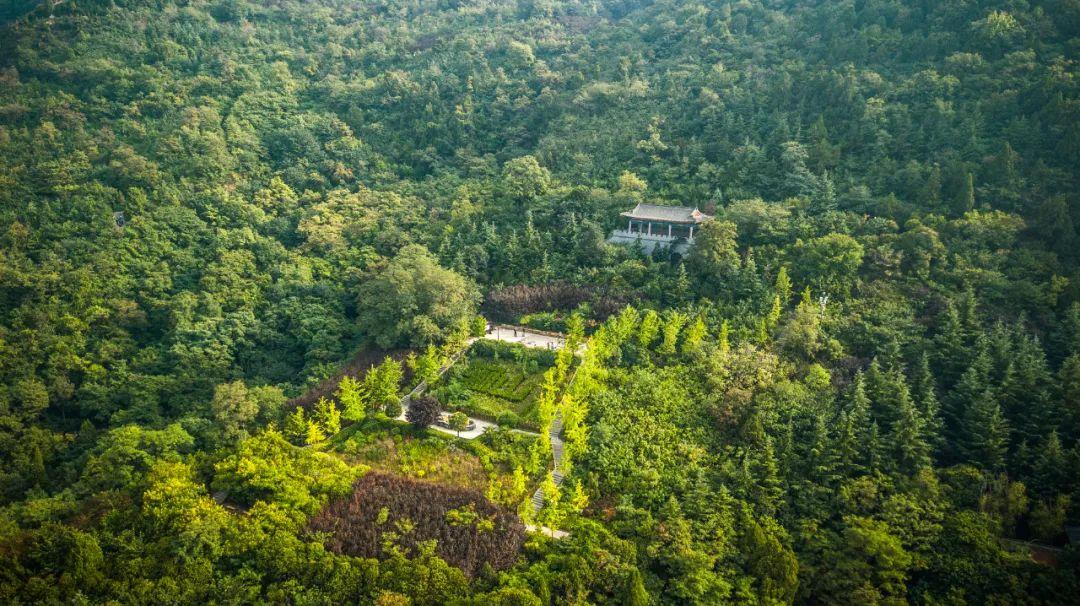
331 420 490 490
325 419 544 499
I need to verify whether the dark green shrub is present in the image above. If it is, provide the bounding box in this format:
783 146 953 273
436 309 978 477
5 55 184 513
496 411 521 428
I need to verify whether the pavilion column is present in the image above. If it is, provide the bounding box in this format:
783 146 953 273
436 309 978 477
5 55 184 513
689 225 694 239
628 218 632 232
668 224 672 237
647 222 652 236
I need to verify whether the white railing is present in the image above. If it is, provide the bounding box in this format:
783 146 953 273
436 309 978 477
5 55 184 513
609 229 688 241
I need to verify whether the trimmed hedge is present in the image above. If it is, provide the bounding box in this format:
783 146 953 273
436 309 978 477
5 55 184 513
470 339 557 366
459 360 540 403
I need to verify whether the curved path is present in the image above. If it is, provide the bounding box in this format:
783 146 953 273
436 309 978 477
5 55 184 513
395 325 575 538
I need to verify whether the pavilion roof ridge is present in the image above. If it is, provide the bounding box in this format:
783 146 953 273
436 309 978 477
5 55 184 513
620 202 712 224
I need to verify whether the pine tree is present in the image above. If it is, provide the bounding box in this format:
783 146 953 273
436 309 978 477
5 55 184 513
863 359 892 427
766 295 782 330
933 301 969 389
671 263 692 305
1059 355 1080 441
736 250 764 302
775 265 792 306
1059 303 1080 358
638 309 662 350
911 353 944 458
957 289 981 343
284 407 308 445
919 164 943 209
681 315 707 355
305 419 326 445
877 338 903 372
843 373 874 474
866 421 885 474
954 171 975 215
753 435 785 517
960 393 1010 472
997 335 1054 447
337 375 367 422
1032 431 1066 499
683 468 716 520
944 349 992 456
889 382 931 475
986 322 1015 377
313 397 341 435
835 411 862 476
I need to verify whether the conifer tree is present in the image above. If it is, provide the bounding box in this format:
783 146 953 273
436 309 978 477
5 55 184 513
681 315 707 355
933 301 969 389
835 411 862 476
305 419 326 445
808 412 839 487
959 394 1010 472
658 312 687 357
1032 431 1066 499
336 375 367 423
775 265 792 306
671 263 692 306
889 382 931 475
957 289 981 343
866 422 884 475
911 353 944 457
284 407 308 445
863 359 892 427
766 295 782 330
843 373 874 474
313 397 341 435
954 171 975 215
986 321 1015 377
718 319 731 356
638 310 661 350
997 335 1053 447
1059 354 1080 441
753 435 785 517
944 349 993 453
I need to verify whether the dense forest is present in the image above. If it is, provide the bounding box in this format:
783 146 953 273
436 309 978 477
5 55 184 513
1 0 1079 603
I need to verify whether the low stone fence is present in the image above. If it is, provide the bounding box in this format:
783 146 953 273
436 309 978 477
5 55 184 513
491 324 566 339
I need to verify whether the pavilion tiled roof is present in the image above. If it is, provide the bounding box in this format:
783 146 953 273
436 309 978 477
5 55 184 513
620 203 711 224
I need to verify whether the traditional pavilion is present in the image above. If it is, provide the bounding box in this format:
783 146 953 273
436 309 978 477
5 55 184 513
608 203 713 254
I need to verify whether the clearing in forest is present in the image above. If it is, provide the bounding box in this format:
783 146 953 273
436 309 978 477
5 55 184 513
434 340 555 431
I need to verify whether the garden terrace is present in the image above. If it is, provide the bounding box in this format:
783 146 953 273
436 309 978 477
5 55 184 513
434 340 557 430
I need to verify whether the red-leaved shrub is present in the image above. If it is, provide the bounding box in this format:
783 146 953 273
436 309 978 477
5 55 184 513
308 473 525 578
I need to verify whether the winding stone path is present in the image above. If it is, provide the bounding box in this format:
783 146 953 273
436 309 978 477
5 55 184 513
394 324 575 538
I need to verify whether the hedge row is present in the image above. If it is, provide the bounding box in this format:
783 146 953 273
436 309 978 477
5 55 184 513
469 339 557 366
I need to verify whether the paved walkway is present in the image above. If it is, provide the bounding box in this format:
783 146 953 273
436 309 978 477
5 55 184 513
525 523 569 539
392 324 576 539
394 338 496 438
486 324 566 350
393 408 496 439
394 325 577 441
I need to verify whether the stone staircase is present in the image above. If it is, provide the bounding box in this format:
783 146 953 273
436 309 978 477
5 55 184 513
530 413 566 515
